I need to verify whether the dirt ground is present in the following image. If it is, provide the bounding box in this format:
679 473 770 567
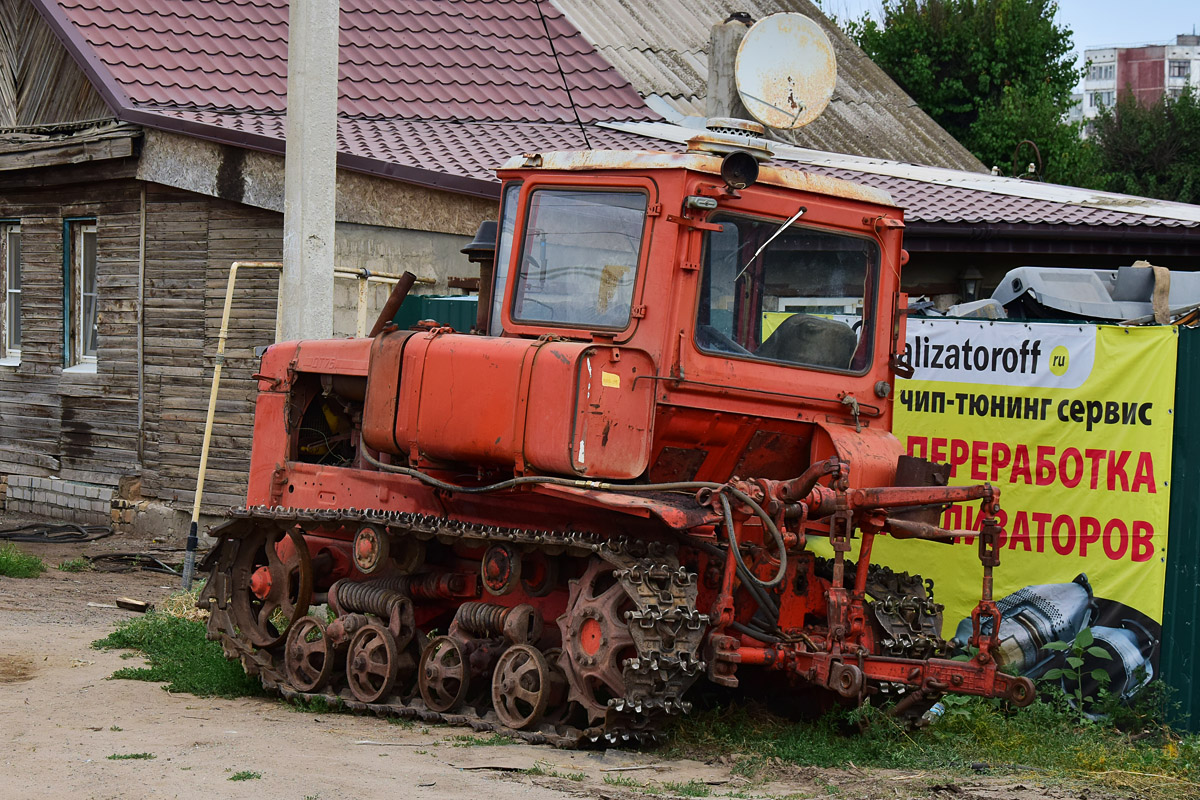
0 515 1123 800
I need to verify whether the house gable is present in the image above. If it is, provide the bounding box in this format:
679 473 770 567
0 0 110 127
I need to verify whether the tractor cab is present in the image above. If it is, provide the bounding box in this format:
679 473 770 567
470 122 909 486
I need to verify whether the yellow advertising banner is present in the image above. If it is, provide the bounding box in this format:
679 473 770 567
880 319 1177 640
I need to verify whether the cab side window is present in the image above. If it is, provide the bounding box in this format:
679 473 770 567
511 190 647 330
696 213 878 373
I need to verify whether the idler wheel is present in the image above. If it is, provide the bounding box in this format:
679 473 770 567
418 636 470 712
346 622 399 703
492 644 564 730
482 544 520 596
353 524 389 574
285 615 336 692
231 526 313 648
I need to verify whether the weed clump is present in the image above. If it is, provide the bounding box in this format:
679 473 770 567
668 697 1199 800
228 771 262 781
0 543 45 578
449 733 514 747
93 611 264 698
56 557 91 573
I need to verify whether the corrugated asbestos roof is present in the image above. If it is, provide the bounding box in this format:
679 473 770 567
31 0 1200 234
551 0 986 172
605 120 1200 228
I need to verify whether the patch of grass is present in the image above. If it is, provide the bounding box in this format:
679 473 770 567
109 725 122 732
228 770 262 781
523 762 585 781
56 556 91 573
387 716 415 729
603 775 643 788
0 543 45 578
668 698 1200 800
285 695 339 714
92 611 265 698
107 752 155 760
663 779 711 797
448 733 514 747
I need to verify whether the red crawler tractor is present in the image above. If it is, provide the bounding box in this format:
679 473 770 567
199 121 1034 745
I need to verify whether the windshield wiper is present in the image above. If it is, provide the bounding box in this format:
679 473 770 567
734 206 807 282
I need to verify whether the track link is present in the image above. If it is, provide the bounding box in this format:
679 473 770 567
199 505 708 747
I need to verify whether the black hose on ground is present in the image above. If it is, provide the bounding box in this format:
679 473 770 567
0 523 113 543
88 553 181 575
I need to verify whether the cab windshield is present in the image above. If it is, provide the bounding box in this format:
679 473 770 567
511 189 647 329
696 213 878 373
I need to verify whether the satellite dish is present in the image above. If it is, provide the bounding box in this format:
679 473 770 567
734 13 836 130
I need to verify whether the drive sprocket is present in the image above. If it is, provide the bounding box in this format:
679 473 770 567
557 557 637 724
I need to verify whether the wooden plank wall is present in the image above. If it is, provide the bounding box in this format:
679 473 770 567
58 189 142 485
0 164 141 480
0 171 281 513
140 189 281 510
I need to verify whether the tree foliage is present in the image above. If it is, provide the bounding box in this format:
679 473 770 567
1089 88 1200 204
846 1 1093 184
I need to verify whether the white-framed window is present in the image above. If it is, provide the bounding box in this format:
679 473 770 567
1 223 20 362
1090 90 1115 108
67 221 98 367
1088 64 1115 81
1169 60 1191 79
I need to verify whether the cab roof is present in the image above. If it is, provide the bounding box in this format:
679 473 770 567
498 150 896 209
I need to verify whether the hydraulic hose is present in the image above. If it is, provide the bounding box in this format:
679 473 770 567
719 493 787 590
360 449 790 591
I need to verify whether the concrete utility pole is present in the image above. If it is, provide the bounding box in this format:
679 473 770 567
281 0 339 340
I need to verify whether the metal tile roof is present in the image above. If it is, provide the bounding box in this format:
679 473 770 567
552 0 986 172
49 0 657 124
149 107 660 195
33 0 1200 236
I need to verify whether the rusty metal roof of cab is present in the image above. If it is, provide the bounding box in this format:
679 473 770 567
499 150 895 209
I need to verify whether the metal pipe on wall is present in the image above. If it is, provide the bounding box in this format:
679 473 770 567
333 267 432 337
181 260 284 590
136 187 146 465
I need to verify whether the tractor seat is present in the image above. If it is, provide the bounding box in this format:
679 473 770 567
755 314 857 370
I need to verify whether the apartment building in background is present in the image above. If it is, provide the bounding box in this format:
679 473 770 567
1078 33 1200 132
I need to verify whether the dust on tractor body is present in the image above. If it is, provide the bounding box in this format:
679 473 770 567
199 133 1034 745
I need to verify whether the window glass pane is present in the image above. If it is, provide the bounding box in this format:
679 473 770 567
6 230 19 350
488 182 521 335
82 229 98 357
696 213 878 373
7 230 19 289
512 190 646 328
